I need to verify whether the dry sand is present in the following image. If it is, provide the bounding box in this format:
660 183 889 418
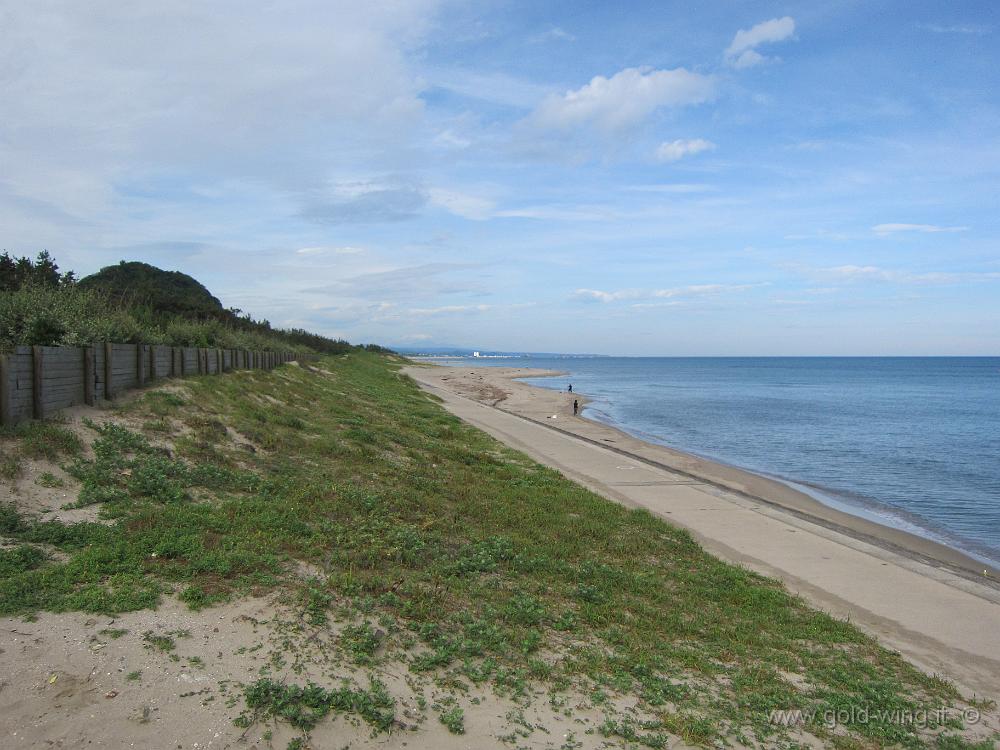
0 595 622 750
404 364 1000 700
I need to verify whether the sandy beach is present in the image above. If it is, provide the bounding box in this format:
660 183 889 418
404 363 1000 699
2 361 998 749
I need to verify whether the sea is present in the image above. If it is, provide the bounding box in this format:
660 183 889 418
435 356 1000 568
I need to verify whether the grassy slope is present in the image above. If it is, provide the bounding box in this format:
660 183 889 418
0 352 994 749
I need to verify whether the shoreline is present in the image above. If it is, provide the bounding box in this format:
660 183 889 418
405 362 1000 697
415 362 1000 583
578 397 1000 575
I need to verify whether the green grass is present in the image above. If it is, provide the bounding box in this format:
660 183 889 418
0 352 992 748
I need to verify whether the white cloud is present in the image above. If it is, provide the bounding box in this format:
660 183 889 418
655 138 716 162
872 223 969 234
725 17 796 69
528 67 715 132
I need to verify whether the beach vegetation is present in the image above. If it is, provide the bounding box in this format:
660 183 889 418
439 704 465 734
0 351 992 748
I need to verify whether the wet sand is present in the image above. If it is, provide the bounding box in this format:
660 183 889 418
405 363 1000 699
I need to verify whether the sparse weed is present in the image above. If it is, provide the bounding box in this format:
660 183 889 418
1 419 82 461
142 631 176 652
439 705 465 734
235 677 395 735
0 452 21 481
36 471 66 488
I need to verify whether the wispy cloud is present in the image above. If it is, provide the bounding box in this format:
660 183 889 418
301 179 427 224
427 69 551 109
918 23 992 35
409 304 493 316
652 283 765 298
427 187 496 220
573 283 766 304
527 67 714 132
530 26 576 43
725 17 796 69
495 205 615 222
872 223 969 235
655 138 716 162
624 183 717 194
573 288 638 303
295 246 365 255
796 264 1000 285
305 262 479 298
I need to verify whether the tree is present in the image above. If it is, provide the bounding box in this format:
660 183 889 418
0 251 74 291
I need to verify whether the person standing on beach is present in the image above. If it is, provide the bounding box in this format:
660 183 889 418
573 399 579 415
568 384 572 392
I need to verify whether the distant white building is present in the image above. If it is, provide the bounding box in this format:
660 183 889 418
472 351 480 357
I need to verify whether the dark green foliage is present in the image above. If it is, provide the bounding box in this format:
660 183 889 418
0 251 75 291
0 545 47 577
237 677 395 733
77 261 226 320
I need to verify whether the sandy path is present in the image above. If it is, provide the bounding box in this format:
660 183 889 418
405 364 1000 701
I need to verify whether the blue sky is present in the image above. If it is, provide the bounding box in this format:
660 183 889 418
3 1 998 354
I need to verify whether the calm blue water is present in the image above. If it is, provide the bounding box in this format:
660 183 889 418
439 357 1000 566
